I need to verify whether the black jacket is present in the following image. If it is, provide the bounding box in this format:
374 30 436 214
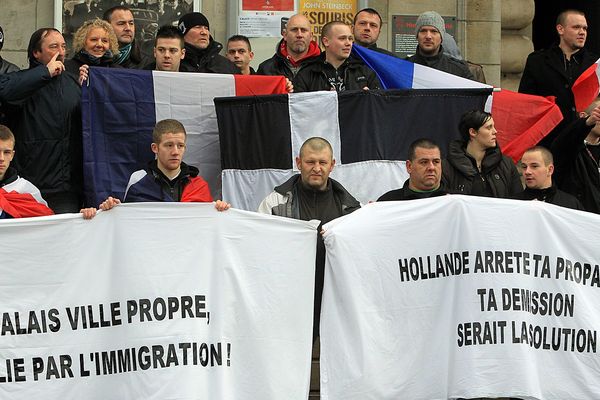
260 174 360 220
293 53 381 93
257 39 321 80
359 42 396 57
378 180 446 201
64 51 122 74
0 65 51 102
0 56 20 124
408 46 474 80
179 39 240 74
0 57 19 74
514 185 583 211
442 140 523 198
258 174 360 343
2 63 82 195
143 62 185 72
551 117 600 213
0 166 18 187
519 45 598 127
118 40 151 69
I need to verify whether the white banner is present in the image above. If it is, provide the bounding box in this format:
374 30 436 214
0 204 318 399
321 195 600 400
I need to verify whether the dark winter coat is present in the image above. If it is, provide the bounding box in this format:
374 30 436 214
293 53 381 93
179 39 240 74
2 63 82 195
408 46 474 80
378 180 447 201
442 140 523 198
257 39 321 80
519 45 598 126
551 117 600 213
514 184 583 211
0 56 19 74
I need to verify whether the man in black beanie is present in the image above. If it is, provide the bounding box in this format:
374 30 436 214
0 26 19 74
177 12 239 74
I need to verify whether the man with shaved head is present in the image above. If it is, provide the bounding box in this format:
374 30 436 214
515 146 582 210
257 14 321 80
258 137 360 342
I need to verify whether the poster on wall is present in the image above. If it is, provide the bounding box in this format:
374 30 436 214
298 0 356 44
242 0 294 12
392 14 457 58
238 1 295 38
55 0 199 54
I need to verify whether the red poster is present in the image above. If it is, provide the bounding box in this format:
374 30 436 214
242 0 295 12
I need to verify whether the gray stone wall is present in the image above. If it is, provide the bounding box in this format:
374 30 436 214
1 0 54 68
501 0 534 90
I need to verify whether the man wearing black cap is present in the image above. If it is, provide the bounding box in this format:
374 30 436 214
177 12 239 74
0 26 19 74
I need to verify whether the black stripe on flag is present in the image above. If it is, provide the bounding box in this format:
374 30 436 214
215 94 292 170
338 89 492 162
216 89 491 171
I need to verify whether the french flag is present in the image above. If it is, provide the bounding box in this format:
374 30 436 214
0 179 53 219
353 45 563 162
82 68 286 206
353 44 491 90
572 58 600 112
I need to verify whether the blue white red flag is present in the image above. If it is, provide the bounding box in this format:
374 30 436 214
81 68 286 206
352 45 563 162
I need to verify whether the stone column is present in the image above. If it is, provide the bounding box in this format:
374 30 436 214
464 0 501 86
501 0 535 90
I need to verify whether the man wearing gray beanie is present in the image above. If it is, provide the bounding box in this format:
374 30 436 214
408 11 473 80
177 12 240 74
0 26 19 75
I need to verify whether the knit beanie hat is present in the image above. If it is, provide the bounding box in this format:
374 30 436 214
0 26 4 51
178 12 210 35
415 11 446 39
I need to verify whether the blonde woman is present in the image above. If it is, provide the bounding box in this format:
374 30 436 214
65 18 121 77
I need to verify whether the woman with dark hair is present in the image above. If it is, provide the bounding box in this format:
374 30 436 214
442 110 523 197
65 18 121 74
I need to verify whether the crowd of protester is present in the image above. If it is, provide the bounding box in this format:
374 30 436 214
1 8 598 400
0 4 600 213
0 6 598 220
